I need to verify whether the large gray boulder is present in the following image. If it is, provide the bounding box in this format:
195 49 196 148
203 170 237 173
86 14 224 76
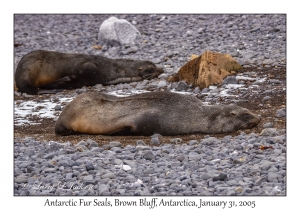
98 17 141 46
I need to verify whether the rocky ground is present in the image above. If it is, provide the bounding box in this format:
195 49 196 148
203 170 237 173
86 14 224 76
14 14 286 196
14 66 286 146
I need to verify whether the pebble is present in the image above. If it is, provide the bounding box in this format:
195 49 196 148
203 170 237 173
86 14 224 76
109 141 121 148
114 159 123 165
262 96 271 101
75 140 87 147
189 140 198 146
123 165 131 171
276 108 286 118
170 138 182 144
176 82 188 91
136 140 146 146
150 137 160 145
157 80 168 88
201 137 220 145
101 172 116 179
14 128 286 195
177 155 185 162
98 184 109 195
263 122 273 128
85 162 94 171
223 76 238 84
260 128 279 136
54 105 61 111
15 174 29 183
200 173 211 180
212 173 228 181
86 139 99 148
143 151 155 161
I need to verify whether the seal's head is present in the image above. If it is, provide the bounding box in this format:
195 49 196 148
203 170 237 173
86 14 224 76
104 59 164 85
233 108 261 130
137 61 164 80
206 104 261 133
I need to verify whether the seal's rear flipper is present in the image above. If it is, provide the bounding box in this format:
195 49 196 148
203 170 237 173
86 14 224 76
37 89 65 94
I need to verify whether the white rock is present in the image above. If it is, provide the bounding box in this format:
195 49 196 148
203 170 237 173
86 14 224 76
123 165 131 171
98 17 141 46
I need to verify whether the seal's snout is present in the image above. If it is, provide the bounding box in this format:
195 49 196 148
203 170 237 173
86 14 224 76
257 116 261 124
152 67 164 77
158 68 164 73
254 113 261 123
249 114 261 128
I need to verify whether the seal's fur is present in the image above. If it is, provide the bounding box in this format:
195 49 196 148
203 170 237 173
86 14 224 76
55 91 260 136
15 50 163 94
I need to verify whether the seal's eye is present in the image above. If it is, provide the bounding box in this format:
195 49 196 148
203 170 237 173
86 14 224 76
138 68 155 77
242 113 251 117
240 113 252 120
143 68 154 74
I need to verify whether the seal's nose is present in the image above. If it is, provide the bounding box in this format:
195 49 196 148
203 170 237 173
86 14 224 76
157 68 164 74
257 116 261 123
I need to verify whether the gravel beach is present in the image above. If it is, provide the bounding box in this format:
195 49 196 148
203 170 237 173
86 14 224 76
14 14 286 196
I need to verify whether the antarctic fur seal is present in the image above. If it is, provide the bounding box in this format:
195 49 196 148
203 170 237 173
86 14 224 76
15 50 163 94
55 91 260 136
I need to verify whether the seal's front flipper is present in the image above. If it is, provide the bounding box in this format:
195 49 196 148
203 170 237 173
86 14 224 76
108 126 133 136
37 89 65 94
54 76 72 82
40 75 77 89
57 75 77 82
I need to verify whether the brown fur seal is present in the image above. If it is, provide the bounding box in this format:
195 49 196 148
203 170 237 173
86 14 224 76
15 50 163 94
55 91 260 136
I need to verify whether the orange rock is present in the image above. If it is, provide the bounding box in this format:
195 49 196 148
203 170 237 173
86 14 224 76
169 51 242 89
93 45 102 50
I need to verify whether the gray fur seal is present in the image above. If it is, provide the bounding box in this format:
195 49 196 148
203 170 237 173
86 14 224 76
55 91 260 136
15 50 163 94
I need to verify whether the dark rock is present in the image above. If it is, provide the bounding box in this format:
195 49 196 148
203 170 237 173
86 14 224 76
86 139 99 148
276 108 286 118
262 96 271 101
176 81 188 91
177 155 185 162
85 162 94 171
143 151 155 161
54 105 61 111
150 137 160 145
223 76 238 84
58 160 70 167
212 173 227 181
